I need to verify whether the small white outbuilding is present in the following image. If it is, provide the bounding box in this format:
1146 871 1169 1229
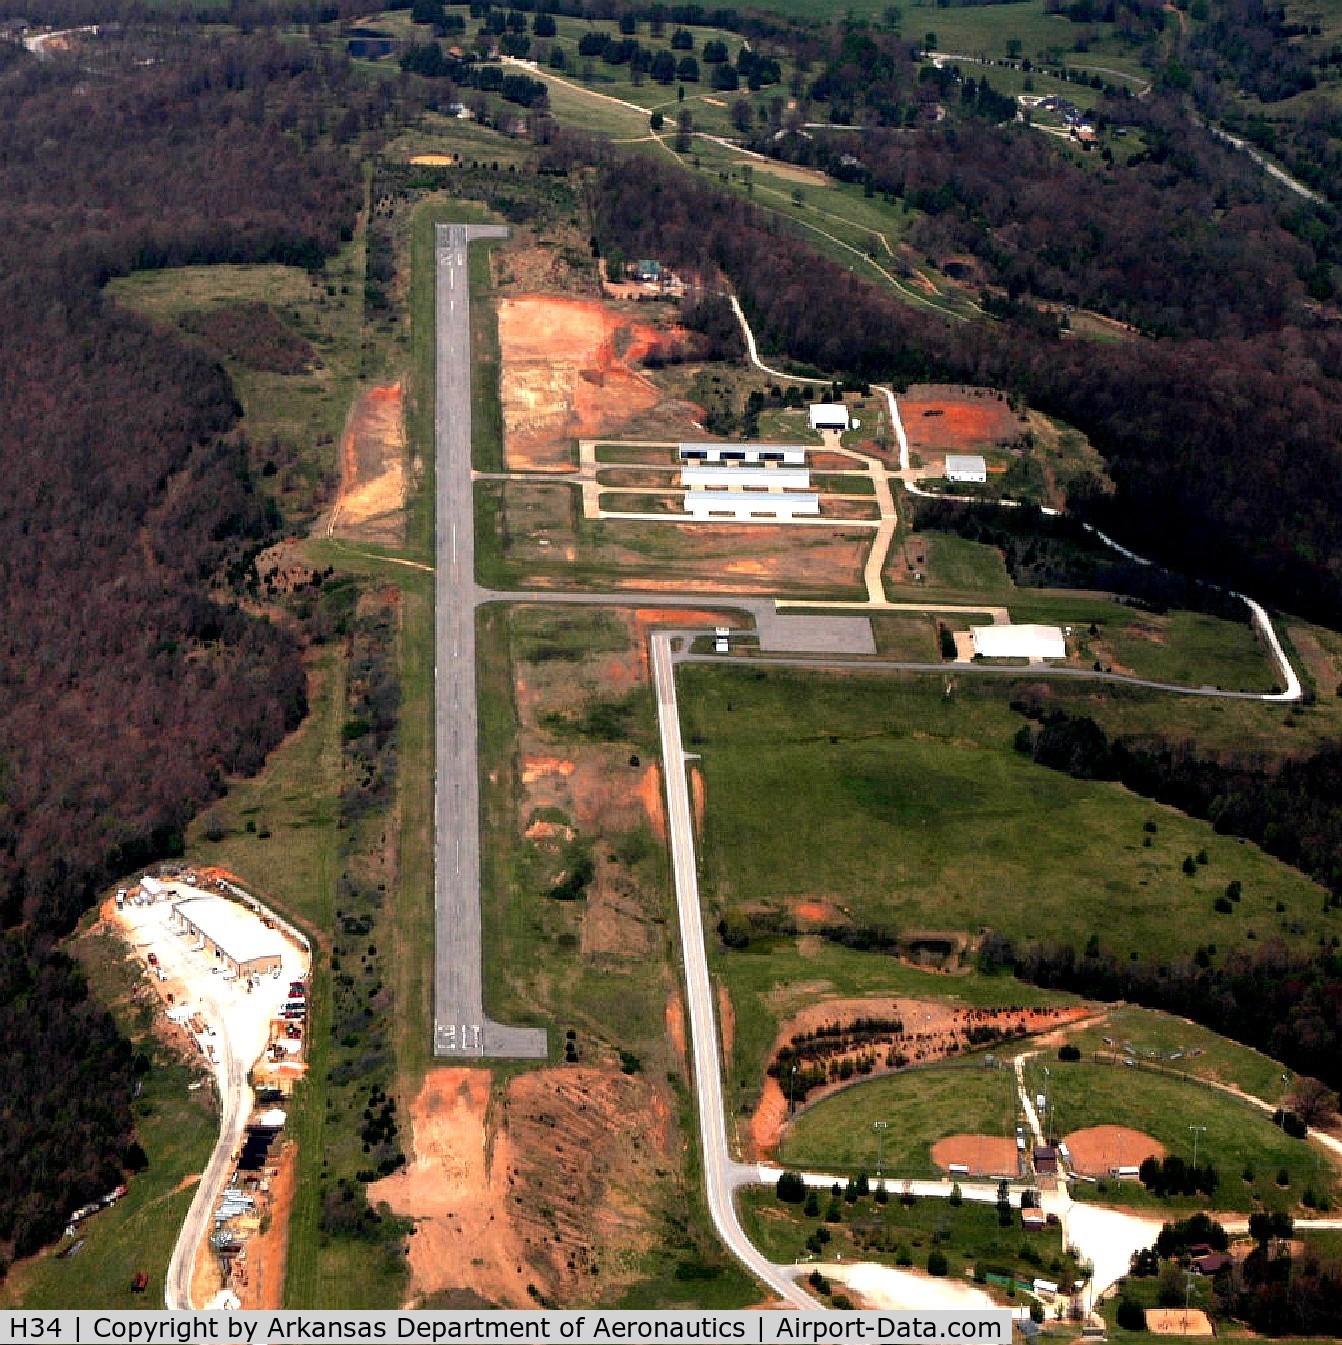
945 453 988 484
971 624 1066 661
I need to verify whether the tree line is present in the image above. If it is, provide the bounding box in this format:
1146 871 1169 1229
591 156 1342 628
0 32 363 1275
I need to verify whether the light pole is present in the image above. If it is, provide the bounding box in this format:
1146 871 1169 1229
873 1120 889 1178
789 1064 797 1115
1190 1124 1207 1173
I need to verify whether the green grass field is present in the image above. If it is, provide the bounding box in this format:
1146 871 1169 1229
0 933 217 1309
1026 1060 1335 1213
1059 1005 1298 1103
105 245 370 527
779 1063 1022 1176
685 665 1334 969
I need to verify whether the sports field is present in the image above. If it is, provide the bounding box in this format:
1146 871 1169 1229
1026 1060 1335 1212
779 1063 1021 1177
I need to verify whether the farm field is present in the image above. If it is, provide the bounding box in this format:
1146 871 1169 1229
1024 1060 1336 1213
683 665 1335 968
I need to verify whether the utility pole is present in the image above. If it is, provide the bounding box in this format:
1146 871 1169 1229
789 1064 797 1115
873 1120 888 1178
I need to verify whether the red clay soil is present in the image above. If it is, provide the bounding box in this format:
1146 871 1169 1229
497 296 696 470
329 382 405 544
751 1077 791 1160
636 763 666 841
900 386 1018 453
792 900 844 923
666 989 688 1069
1064 1125 1166 1177
369 1068 533 1308
373 1066 683 1307
932 1134 1021 1178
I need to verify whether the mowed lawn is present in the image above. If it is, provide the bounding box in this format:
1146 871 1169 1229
684 667 1334 962
1032 1061 1335 1213
779 1064 1021 1177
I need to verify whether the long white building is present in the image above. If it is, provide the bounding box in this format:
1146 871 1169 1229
971 624 1066 660
678 442 808 465
680 465 811 490
685 490 819 521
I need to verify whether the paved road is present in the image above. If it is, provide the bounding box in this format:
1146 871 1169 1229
164 982 249 1309
433 223 546 1060
650 630 820 1310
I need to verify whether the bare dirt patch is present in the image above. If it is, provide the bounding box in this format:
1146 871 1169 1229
718 982 735 1061
690 766 705 832
327 382 406 545
931 1134 1020 1178
500 1068 680 1303
1064 1125 1166 1177
1145 1308 1213 1336
370 1068 531 1308
666 990 687 1068
497 296 700 470
522 756 577 785
900 385 1020 454
792 899 843 924
637 764 666 841
751 1077 790 1159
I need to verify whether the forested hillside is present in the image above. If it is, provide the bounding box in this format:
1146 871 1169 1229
593 157 1342 625
0 32 365 1273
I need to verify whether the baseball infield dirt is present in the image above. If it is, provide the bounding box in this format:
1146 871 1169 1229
931 1134 1021 1178
1064 1124 1166 1177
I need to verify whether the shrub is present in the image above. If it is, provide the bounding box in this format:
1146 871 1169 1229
1115 1297 1146 1331
927 1249 949 1276
776 1170 806 1203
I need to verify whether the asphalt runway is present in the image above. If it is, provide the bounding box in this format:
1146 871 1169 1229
432 222 546 1060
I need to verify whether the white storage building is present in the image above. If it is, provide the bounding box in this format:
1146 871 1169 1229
680 465 811 490
971 624 1066 661
685 490 819 521
678 442 807 466
945 454 988 484
172 893 289 977
808 403 850 432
